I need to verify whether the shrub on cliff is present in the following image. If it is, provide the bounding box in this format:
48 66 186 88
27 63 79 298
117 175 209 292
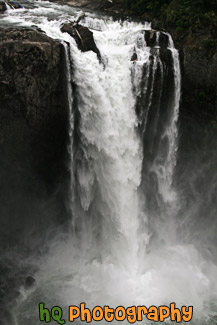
119 0 217 40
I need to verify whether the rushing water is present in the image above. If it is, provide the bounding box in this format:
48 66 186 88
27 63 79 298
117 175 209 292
1 1 217 324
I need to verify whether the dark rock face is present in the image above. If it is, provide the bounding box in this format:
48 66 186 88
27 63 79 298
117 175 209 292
180 46 217 151
177 30 217 122
144 30 156 47
61 23 101 60
158 32 169 49
7 1 23 9
131 52 137 61
0 1 6 12
144 30 169 49
0 28 70 244
176 43 217 186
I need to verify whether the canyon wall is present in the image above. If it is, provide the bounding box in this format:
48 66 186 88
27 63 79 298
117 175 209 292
0 28 70 245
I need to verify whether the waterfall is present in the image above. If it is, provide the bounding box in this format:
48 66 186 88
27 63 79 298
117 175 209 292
5 2 13 10
62 16 182 270
62 42 75 218
155 34 181 203
2 2 217 323
69 18 147 270
58 15 184 305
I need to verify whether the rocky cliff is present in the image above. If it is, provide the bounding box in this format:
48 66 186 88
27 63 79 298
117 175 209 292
0 28 70 245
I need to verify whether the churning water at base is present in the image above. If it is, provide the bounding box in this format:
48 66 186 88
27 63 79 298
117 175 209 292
1 1 217 324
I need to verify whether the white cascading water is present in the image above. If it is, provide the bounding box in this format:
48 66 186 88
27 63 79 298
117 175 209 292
1 1 217 324
70 21 144 271
152 33 181 204
5 3 12 10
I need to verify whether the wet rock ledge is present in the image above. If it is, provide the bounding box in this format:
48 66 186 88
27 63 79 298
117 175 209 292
61 22 101 60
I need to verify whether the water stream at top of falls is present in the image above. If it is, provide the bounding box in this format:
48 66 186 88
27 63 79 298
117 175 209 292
1 1 217 324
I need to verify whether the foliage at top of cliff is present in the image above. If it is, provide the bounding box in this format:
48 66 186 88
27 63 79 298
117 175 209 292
117 0 217 46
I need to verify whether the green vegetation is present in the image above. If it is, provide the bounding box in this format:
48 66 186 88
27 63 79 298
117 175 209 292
116 0 217 41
